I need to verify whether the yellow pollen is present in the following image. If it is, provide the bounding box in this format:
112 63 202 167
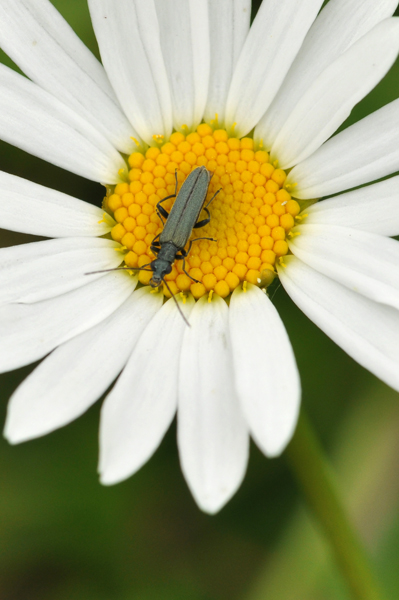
152 134 165 145
279 257 287 268
98 212 116 226
285 182 298 193
295 213 308 221
104 125 301 300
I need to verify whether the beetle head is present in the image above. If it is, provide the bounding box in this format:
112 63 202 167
150 259 172 287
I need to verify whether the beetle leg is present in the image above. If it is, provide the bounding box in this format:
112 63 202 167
184 237 217 256
206 187 221 208
150 236 161 256
175 237 216 281
173 169 178 194
174 249 201 283
156 170 179 221
193 206 211 229
156 173 179 222
156 195 174 223
194 187 221 229
183 260 201 283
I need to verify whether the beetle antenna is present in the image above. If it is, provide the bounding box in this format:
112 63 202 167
85 268 190 325
85 265 152 276
162 278 190 327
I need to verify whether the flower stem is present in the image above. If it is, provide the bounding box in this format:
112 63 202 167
285 410 388 600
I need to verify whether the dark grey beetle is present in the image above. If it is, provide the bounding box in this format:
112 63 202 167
88 166 219 324
148 165 218 288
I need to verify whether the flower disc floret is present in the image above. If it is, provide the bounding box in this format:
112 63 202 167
104 124 300 299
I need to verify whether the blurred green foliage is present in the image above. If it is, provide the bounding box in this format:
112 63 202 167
1 1 399 598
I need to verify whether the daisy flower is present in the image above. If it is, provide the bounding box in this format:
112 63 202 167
0 0 399 514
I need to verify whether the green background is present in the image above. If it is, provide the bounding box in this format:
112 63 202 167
1 1 399 598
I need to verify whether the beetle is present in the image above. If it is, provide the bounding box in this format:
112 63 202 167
148 165 218 287
88 166 219 325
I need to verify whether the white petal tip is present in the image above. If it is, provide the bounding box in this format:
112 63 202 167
99 469 128 486
3 412 50 443
193 492 231 515
262 444 286 459
253 424 298 459
187 478 245 514
4 413 73 445
98 458 142 486
3 426 33 445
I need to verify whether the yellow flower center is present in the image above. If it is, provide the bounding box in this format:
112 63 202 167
104 124 300 299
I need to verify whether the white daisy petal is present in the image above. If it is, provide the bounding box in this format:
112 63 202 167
224 0 323 138
154 0 210 133
289 224 399 311
288 98 399 199
178 295 249 514
4 287 155 444
0 171 114 238
88 0 173 145
278 257 399 392
99 294 193 486
304 176 399 236
0 64 126 184
270 19 399 168
204 0 251 126
0 0 141 154
0 271 135 373
255 0 398 150
0 237 122 304
229 285 300 457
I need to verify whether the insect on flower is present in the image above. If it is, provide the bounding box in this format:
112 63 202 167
2 0 399 515
89 166 220 324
